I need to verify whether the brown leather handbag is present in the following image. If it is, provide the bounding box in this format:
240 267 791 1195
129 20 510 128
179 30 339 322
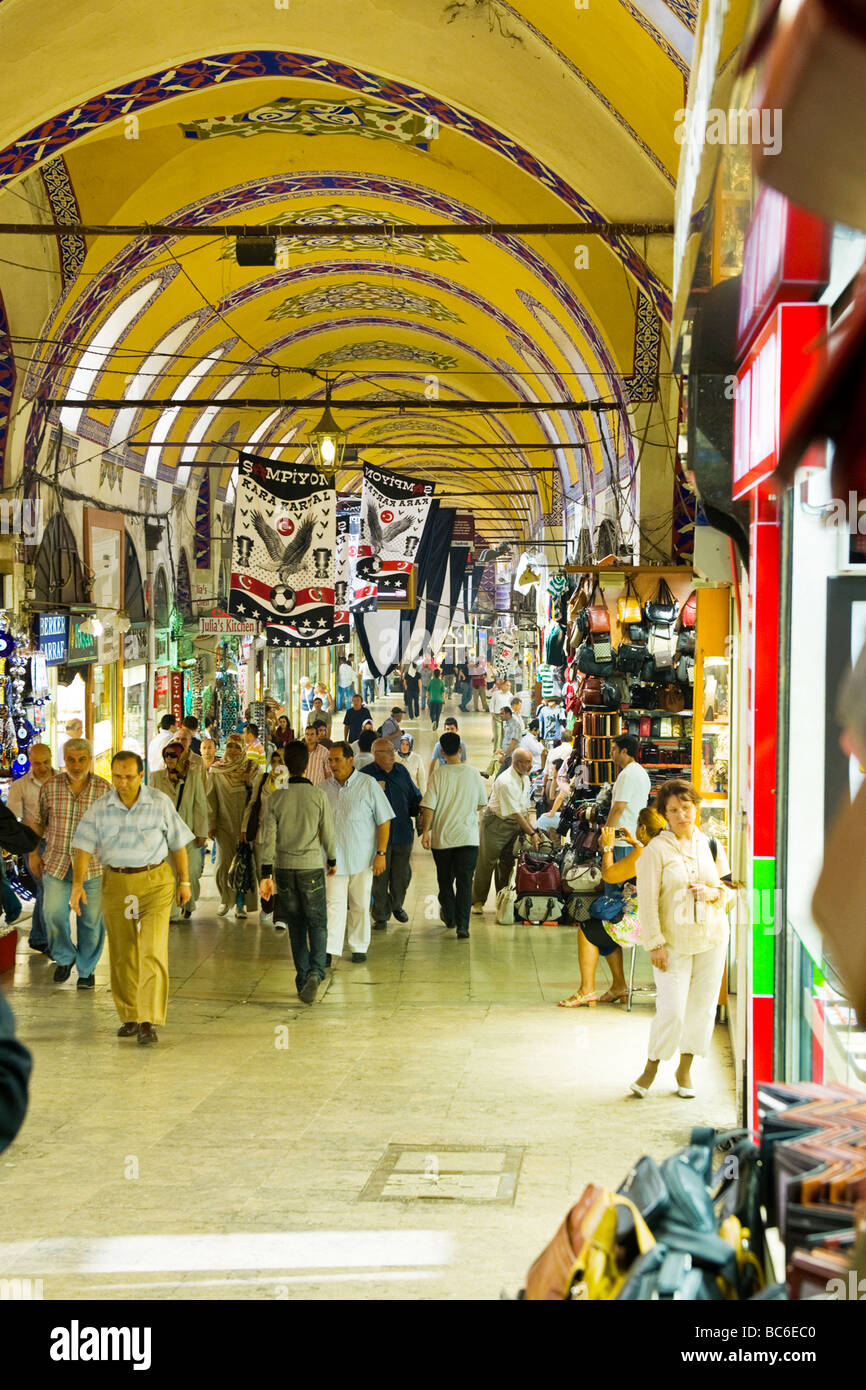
658 684 685 713
523 1184 654 1300
586 580 611 636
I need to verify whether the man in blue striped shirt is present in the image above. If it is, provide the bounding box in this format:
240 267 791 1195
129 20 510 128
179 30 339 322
71 751 193 1045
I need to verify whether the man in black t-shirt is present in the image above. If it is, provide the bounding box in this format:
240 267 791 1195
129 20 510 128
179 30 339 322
343 693 373 744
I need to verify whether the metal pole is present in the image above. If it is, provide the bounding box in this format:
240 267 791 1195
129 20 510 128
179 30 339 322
0 219 674 240
44 396 623 412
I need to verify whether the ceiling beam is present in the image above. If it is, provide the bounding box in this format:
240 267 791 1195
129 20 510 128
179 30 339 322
0 219 674 239
46 397 622 411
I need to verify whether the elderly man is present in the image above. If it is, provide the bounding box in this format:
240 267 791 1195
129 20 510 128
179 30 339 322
420 732 488 939
322 742 393 964
176 724 203 770
302 723 331 785
64 719 84 740
150 740 209 921
33 738 111 987
8 742 53 953
71 751 193 1045
361 738 421 931
379 706 405 746
471 748 541 914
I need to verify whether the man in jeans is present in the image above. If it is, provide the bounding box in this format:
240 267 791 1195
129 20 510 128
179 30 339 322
470 658 489 712
420 732 488 939
259 742 336 1005
33 738 111 988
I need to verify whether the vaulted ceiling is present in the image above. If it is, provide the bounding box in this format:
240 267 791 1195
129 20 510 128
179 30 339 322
0 0 693 538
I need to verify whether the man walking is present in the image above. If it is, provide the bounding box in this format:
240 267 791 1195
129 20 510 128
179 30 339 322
181 715 202 754
305 697 333 738
34 738 111 987
70 751 193 1045
362 738 421 931
147 714 177 773
420 732 487 939
359 657 376 707
8 742 53 953
322 742 393 964
380 706 405 746
471 749 541 913
336 655 356 712
150 741 209 920
303 723 331 785
470 657 489 712
498 704 525 766
343 692 373 745
259 741 336 1005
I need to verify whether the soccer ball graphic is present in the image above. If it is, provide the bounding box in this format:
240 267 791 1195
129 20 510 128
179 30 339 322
270 585 297 614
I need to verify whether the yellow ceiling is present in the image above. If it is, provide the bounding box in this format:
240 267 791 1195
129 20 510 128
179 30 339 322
0 0 690 538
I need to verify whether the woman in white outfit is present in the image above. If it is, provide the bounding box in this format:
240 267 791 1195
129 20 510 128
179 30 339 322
632 779 733 1099
396 732 426 795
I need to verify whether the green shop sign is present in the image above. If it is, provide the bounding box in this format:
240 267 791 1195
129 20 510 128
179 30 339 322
68 616 98 665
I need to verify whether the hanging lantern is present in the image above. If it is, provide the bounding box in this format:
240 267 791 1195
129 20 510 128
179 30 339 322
308 380 346 471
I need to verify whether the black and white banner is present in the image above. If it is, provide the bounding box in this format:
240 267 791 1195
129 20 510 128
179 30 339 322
228 452 336 647
326 499 359 644
354 463 435 606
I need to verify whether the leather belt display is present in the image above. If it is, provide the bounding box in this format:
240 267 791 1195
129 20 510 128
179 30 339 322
105 862 167 874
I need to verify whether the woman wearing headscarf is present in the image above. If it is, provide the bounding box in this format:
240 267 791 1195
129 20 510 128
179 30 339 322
397 732 426 796
206 735 259 917
151 740 209 921
241 750 290 929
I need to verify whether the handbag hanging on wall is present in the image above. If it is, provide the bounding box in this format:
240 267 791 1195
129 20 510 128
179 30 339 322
617 577 643 626
586 580 611 636
658 685 686 714
645 578 678 628
677 589 698 630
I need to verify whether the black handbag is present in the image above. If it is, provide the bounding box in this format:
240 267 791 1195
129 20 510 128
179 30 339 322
227 841 255 896
576 640 615 677
625 619 650 644
616 643 653 677
628 685 657 710
645 578 678 628
676 629 696 655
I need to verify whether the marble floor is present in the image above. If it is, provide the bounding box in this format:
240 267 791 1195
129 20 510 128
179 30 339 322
0 698 737 1301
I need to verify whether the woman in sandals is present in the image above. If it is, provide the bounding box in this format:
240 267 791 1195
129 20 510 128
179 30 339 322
558 808 665 1008
630 780 733 1099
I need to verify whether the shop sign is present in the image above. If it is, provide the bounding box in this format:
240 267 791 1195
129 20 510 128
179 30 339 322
98 621 120 666
733 303 827 500
154 667 170 707
170 671 184 726
38 612 68 666
736 186 831 357
452 514 475 546
154 630 170 665
68 615 98 665
199 614 257 636
123 627 148 663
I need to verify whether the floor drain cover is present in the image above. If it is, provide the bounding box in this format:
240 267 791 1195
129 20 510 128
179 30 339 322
359 1144 524 1204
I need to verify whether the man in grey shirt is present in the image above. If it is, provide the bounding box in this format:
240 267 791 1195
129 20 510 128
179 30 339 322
259 742 336 1005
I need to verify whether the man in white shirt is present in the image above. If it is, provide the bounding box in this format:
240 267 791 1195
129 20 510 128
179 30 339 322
420 732 488 938
489 679 511 751
359 658 376 707
471 750 540 912
336 657 356 711
518 720 546 774
606 735 651 838
147 714 177 774
322 742 393 963
8 742 54 953
544 729 575 804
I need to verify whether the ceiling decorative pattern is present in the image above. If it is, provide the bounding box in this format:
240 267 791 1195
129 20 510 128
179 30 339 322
0 292 14 488
267 281 462 323
220 203 465 263
309 340 459 372
626 292 662 404
39 157 86 287
0 49 669 316
181 96 435 148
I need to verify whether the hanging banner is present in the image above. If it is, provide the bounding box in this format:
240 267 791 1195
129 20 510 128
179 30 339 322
228 451 336 647
325 499 358 644
355 463 435 606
